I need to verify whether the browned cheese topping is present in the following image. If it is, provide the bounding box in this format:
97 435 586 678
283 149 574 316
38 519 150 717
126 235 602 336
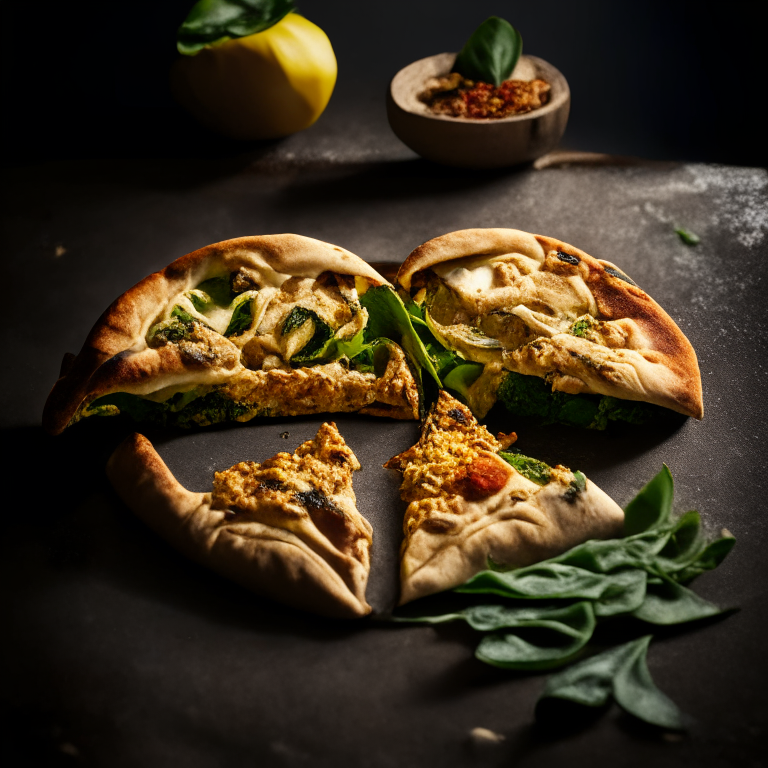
419 72 551 119
212 422 370 557
385 390 516 504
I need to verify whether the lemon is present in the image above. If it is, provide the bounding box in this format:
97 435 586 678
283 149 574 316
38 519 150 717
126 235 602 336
171 12 337 140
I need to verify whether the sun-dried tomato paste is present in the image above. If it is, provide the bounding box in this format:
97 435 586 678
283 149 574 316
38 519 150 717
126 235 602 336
419 72 551 119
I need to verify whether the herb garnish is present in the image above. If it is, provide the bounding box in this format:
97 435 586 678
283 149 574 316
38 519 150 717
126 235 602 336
675 227 701 246
392 466 736 729
177 0 296 56
453 17 523 87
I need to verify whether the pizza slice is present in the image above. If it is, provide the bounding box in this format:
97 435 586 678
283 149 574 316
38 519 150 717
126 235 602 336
44 235 435 434
397 228 703 428
385 391 624 605
106 423 373 618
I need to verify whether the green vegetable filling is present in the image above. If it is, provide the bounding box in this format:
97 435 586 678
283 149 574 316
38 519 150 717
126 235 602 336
499 449 552 485
497 371 659 430
88 390 259 429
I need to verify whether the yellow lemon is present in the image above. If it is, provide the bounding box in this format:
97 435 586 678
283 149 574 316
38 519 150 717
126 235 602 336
171 12 337 140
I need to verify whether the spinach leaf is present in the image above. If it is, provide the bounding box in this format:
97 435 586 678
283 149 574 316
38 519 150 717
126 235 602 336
224 297 254 337
281 306 315 336
539 635 685 730
624 465 674 535
443 362 484 400
632 576 727 625
498 450 552 485
475 602 596 670
453 17 523 87
177 0 296 56
195 276 232 306
674 534 736 583
457 563 629 602
280 306 334 365
360 286 440 385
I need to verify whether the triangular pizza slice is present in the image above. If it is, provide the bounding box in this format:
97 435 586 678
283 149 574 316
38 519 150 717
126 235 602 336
385 391 624 604
44 234 429 434
107 423 373 618
397 228 703 427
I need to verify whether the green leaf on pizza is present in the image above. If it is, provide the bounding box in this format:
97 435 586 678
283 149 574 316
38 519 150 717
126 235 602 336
498 449 552 485
224 295 255 337
359 286 441 385
195 276 232 306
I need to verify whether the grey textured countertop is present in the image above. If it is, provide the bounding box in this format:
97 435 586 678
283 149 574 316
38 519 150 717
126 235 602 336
3 142 767 768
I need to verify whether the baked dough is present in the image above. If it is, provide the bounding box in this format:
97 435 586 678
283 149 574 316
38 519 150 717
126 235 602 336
44 235 419 434
106 423 373 618
397 228 703 419
385 391 625 604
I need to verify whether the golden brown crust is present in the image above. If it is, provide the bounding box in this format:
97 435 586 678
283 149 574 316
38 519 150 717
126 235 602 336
106 428 373 619
396 228 703 419
386 392 625 605
44 235 391 434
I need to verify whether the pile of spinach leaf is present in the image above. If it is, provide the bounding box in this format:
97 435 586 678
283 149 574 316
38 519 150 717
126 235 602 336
393 466 735 730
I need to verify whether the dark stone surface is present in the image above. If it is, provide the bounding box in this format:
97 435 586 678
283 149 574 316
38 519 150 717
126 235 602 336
2 144 768 765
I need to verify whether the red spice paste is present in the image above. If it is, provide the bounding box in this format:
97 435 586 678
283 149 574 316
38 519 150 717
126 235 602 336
419 72 551 119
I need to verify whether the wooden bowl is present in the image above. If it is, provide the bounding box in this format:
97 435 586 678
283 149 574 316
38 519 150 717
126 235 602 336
387 53 570 169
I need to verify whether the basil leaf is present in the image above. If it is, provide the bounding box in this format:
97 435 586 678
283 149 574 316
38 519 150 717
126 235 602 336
624 465 674 534
453 17 523 87
475 602 596 670
177 0 296 56
633 576 727 625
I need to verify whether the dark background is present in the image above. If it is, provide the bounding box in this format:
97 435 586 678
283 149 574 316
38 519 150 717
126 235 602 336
2 0 766 168
3 3 767 768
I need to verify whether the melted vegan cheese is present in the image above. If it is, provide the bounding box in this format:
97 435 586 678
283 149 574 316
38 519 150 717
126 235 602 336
425 250 663 407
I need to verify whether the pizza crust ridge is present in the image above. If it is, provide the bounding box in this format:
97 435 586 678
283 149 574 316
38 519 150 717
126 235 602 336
396 228 703 419
44 235 410 434
106 426 373 619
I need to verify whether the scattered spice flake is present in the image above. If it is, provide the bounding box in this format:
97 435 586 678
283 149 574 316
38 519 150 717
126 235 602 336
675 227 700 246
280 431 290 439
420 72 550 119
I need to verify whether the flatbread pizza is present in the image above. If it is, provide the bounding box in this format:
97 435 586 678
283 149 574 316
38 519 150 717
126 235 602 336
385 391 625 604
107 423 373 618
397 228 703 427
44 235 427 434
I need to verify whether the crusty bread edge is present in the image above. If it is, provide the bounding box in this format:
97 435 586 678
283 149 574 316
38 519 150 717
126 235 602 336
395 228 703 419
106 433 372 619
44 235 389 434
